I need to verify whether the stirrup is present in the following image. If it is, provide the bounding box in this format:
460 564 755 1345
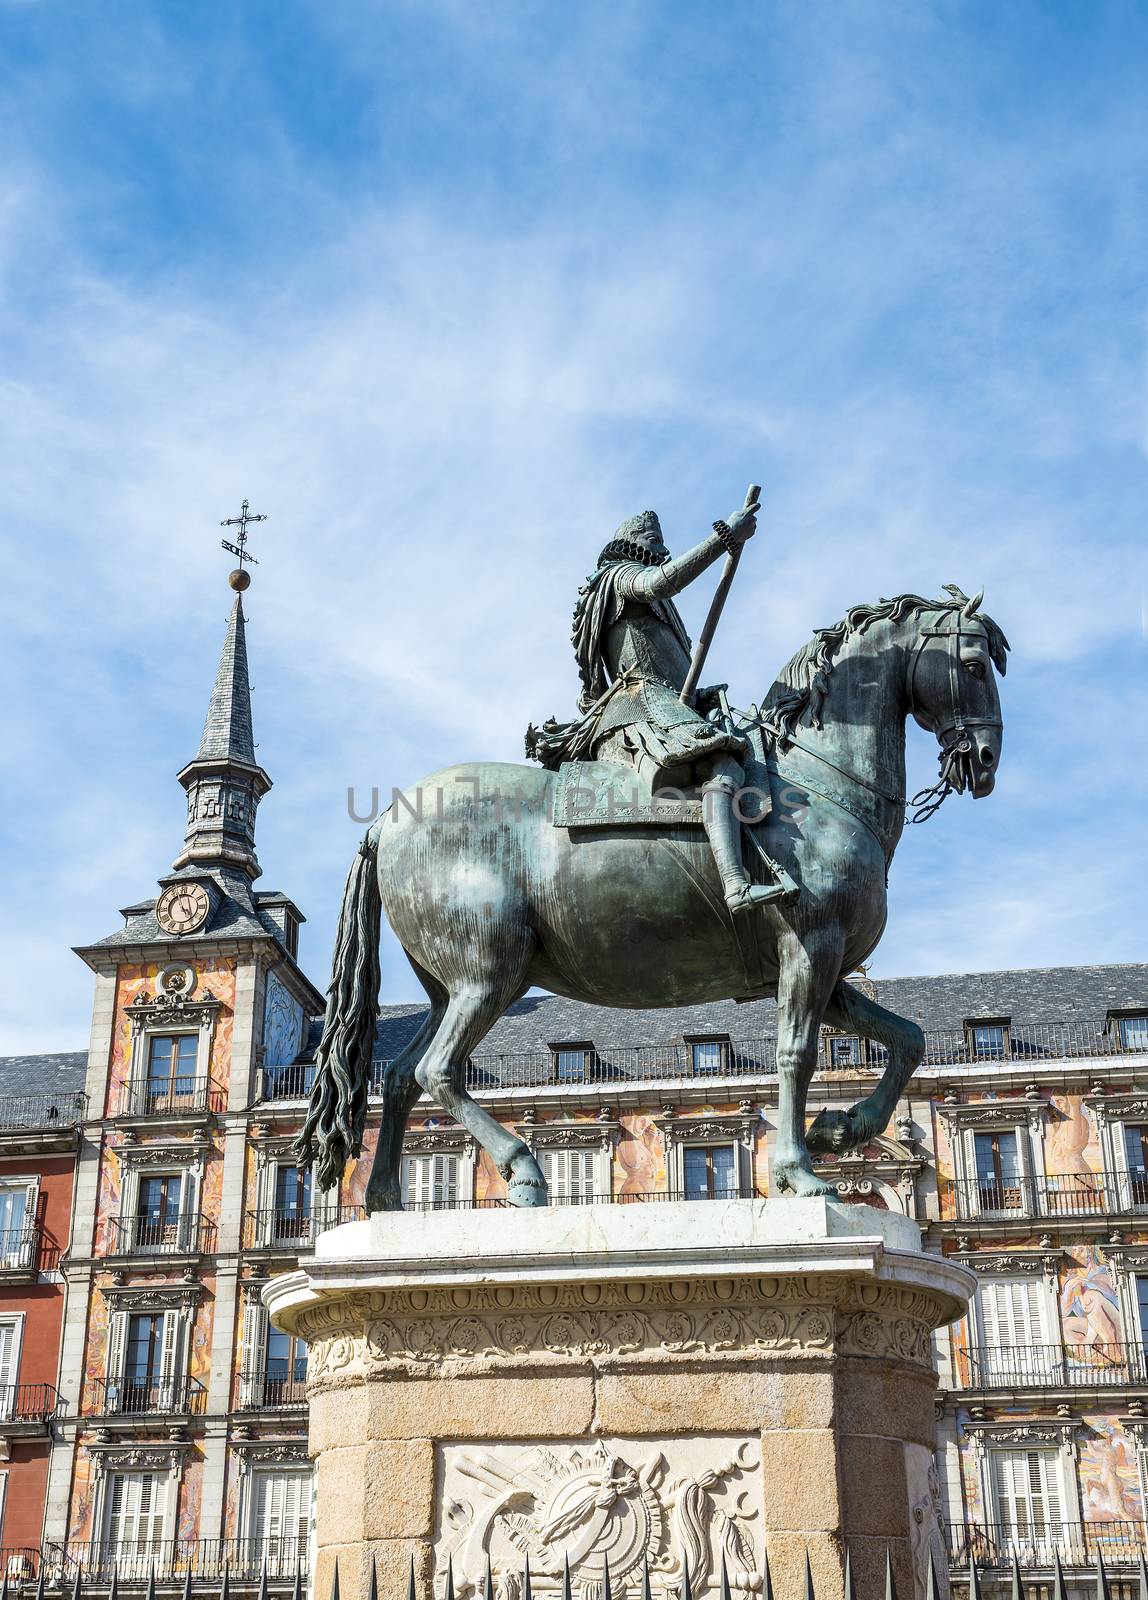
725 881 794 915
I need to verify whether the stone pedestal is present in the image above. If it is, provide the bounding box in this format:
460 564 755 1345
265 1200 973 1600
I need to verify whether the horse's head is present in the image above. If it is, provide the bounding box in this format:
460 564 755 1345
906 586 1008 799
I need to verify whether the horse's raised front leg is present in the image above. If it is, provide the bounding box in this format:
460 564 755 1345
414 926 547 1208
805 978 926 1156
772 925 845 1197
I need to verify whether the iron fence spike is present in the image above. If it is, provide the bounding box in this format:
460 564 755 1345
803 1550 815 1600
1009 1548 1023 1600
603 1553 612 1600
407 1555 416 1600
144 1562 155 1600
642 1552 653 1600
221 1563 232 1600
327 1561 337 1600
293 1565 304 1600
366 1554 378 1600
761 1548 773 1600
523 1555 532 1600
1096 1549 1111 1600
1138 1550 1148 1600
884 1545 896 1600
181 1560 192 1600
257 1558 270 1600
681 1553 693 1600
720 1553 732 1600
562 1554 573 1600
967 1551 981 1600
33 1561 44 1600
1051 1549 1067 1600
446 1556 456 1600
109 1568 119 1600
843 1548 855 1600
486 1552 497 1600
71 1565 83 1600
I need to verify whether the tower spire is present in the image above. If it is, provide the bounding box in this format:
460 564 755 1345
172 503 272 879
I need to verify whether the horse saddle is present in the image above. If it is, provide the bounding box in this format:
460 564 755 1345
551 759 770 830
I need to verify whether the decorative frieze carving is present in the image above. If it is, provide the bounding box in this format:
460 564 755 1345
103 1282 203 1312
87 1442 188 1479
125 988 222 1034
404 1125 479 1160
437 1436 761 1595
955 1250 1061 1280
655 1111 757 1151
516 1120 618 1152
232 1438 309 1474
938 1101 1046 1135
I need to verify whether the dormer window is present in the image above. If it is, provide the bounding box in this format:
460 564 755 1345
828 1035 862 1068
686 1036 729 1075
550 1043 592 1083
966 1018 1010 1062
1110 1012 1148 1053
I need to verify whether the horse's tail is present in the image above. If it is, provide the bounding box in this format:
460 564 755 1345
295 828 382 1192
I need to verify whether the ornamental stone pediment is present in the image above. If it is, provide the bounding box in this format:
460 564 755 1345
103 1282 203 1312
516 1118 618 1151
403 1124 479 1159
938 1099 1046 1134
125 988 223 1033
953 1249 1061 1278
655 1106 757 1150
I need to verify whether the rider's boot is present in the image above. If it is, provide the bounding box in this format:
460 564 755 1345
701 760 794 917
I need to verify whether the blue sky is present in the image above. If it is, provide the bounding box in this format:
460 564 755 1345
1 1 1145 1052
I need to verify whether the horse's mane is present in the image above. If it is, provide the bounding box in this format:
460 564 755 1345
760 585 1010 744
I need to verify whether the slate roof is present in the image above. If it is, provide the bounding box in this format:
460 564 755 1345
0 1051 87 1098
80 867 286 953
370 962 1148 1063
194 596 256 767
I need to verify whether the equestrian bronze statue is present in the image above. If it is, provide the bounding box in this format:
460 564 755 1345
298 489 1008 1207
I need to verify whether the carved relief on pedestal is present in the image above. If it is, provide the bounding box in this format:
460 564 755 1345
905 1445 949 1600
437 1436 761 1600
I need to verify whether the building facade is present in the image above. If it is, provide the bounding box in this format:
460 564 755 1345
0 575 1145 1593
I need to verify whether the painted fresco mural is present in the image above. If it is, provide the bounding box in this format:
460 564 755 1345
1079 1418 1142 1522
262 972 305 1073
107 958 237 1116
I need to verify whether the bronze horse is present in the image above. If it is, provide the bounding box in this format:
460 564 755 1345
298 587 1008 1206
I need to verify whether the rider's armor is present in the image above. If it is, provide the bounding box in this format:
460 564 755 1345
526 510 790 915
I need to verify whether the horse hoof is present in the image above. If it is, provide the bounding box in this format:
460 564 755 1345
773 1160 835 1199
505 1148 549 1208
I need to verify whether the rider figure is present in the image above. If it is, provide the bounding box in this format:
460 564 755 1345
526 500 789 915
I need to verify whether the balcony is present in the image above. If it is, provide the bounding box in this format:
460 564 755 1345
946 1173 1109 1222
947 1521 1148 1571
116 1077 224 1119
238 1366 307 1409
0 1093 87 1155
89 1376 207 1417
254 1065 316 1103
0 1384 63 1429
104 1213 217 1259
241 1205 362 1250
0 1225 56 1276
48 1538 307 1584
956 1341 1146 1391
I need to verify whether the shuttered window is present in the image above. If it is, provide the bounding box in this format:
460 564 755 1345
0 1320 20 1422
105 1471 167 1554
251 1469 310 1560
978 1280 1056 1385
991 1449 1063 1541
401 1154 458 1209
540 1148 597 1202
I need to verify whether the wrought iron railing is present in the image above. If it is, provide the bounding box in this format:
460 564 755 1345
241 1206 363 1249
0 1092 87 1130
946 1173 1110 1220
0 1384 62 1422
255 1065 317 1102
46 1538 308 1583
947 1520 1148 1569
0 1225 51 1272
238 1367 308 1409
89 1376 207 1417
104 1213 217 1256
117 1077 224 1117
957 1341 1146 1389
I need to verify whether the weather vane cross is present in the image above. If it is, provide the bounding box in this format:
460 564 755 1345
220 498 267 592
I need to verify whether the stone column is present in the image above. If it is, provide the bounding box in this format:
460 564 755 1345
265 1200 973 1600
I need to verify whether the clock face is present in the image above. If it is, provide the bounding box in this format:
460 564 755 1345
156 883 211 936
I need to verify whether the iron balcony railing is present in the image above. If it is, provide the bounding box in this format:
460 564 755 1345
0 1225 52 1273
947 1173 1110 1220
47 1538 308 1584
238 1366 308 1409
90 1376 207 1417
957 1341 1147 1389
0 1384 62 1423
241 1206 363 1249
117 1077 224 1117
354 1020 1148 1098
105 1213 217 1257
0 1092 87 1130
256 1065 317 1102
947 1520 1148 1569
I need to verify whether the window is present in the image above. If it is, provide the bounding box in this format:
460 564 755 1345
551 1044 591 1083
0 1318 22 1422
249 1469 310 1569
1120 1016 1148 1052
970 1023 1008 1061
973 1130 1022 1212
829 1035 862 1068
263 1326 307 1406
401 1153 459 1209
540 1148 597 1203
104 1471 167 1557
1124 1128 1148 1208
145 1035 198 1108
991 1450 1063 1542
977 1279 1056 1384
135 1174 184 1252
0 1182 35 1269
688 1038 728 1075
109 1309 187 1413
272 1165 312 1241
683 1145 737 1201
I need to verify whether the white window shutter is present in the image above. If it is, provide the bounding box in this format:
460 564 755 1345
106 1311 127 1408
0 1321 17 1420
240 1297 268 1407
158 1310 187 1409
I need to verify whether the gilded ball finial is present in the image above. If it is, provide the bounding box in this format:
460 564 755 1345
228 568 251 592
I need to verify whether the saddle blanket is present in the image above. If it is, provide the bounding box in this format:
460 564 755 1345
551 760 769 830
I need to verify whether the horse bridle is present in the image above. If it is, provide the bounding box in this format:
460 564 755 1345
906 608 1002 808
